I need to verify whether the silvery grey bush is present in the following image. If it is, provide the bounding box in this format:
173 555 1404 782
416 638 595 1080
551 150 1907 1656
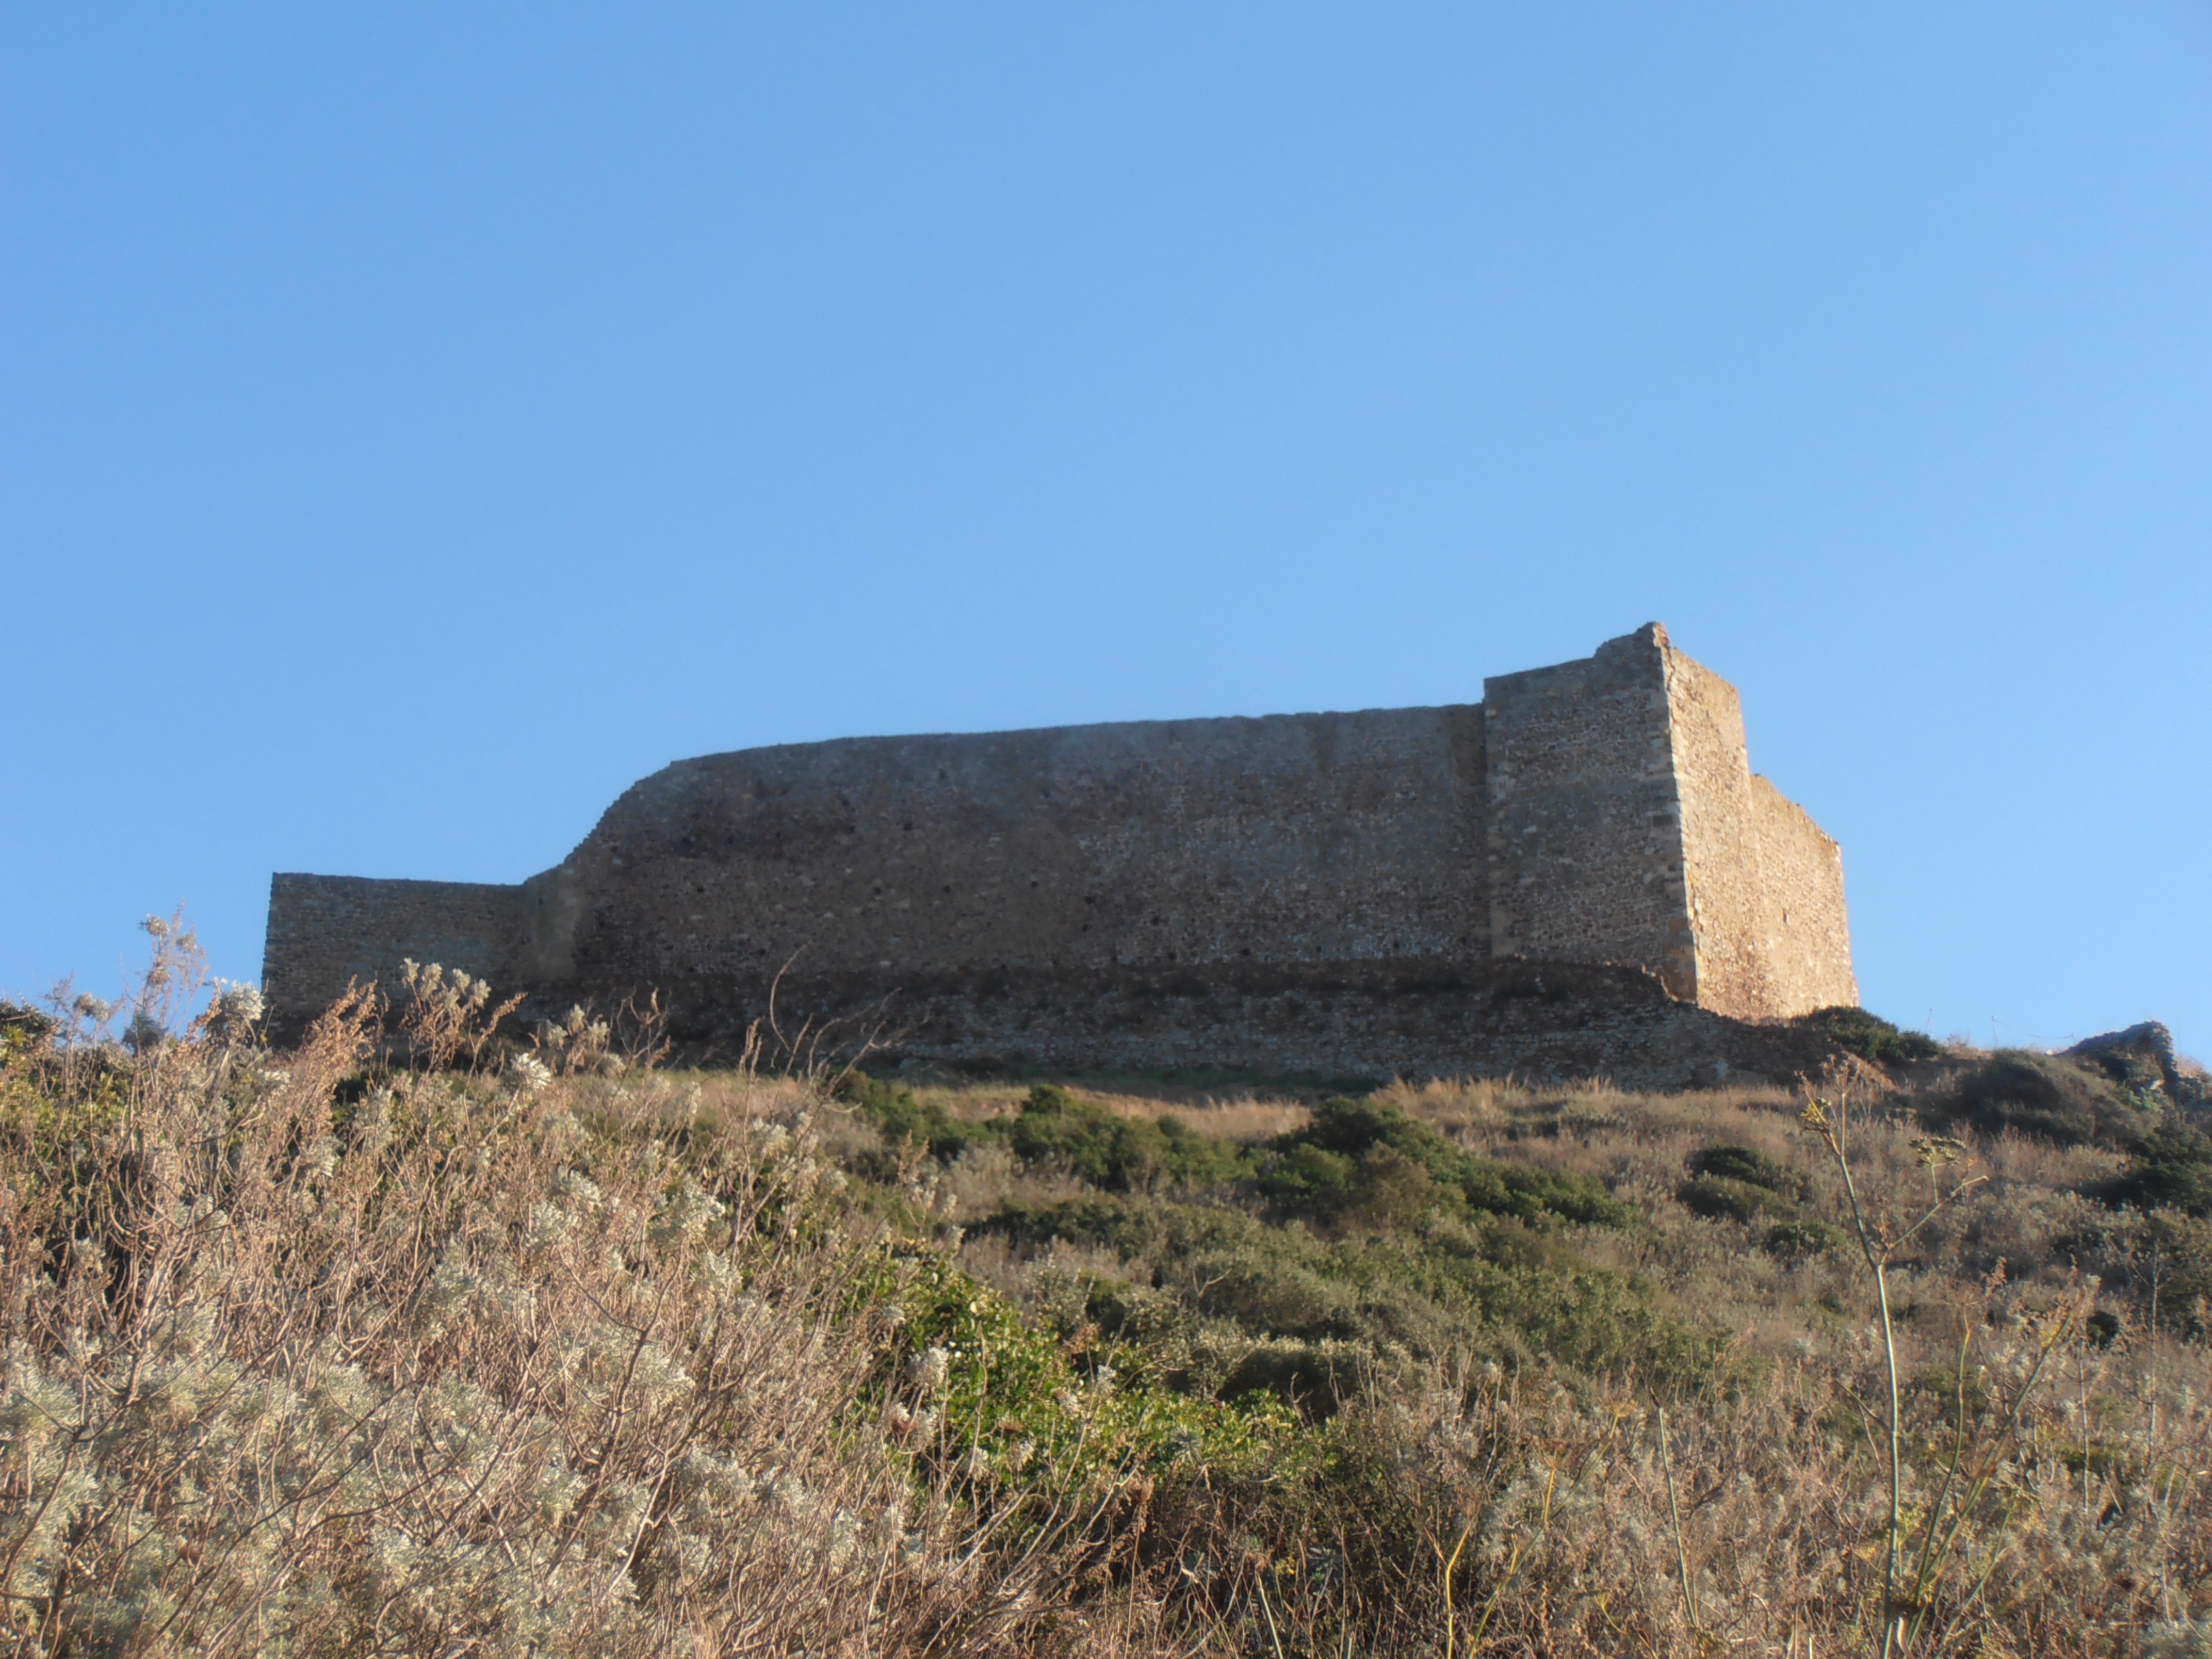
0 971 1059 1657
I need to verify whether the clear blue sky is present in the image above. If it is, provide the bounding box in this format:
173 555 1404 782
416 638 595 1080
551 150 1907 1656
5 5 2208 1059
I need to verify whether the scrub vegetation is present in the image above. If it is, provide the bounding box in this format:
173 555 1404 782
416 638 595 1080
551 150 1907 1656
5 922 2212 1655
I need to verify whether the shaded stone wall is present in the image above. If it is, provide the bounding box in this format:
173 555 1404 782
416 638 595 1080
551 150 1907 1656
1482 625 1691 997
727 958 1851 1092
264 875 523 1019
556 704 1493 994
263 626 1859 1071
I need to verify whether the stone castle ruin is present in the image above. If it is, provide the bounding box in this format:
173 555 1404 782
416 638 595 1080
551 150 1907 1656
265 624 1860 1085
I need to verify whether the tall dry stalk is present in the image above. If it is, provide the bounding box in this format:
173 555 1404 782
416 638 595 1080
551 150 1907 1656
1800 1067 1989 1655
1656 1406 1699 1641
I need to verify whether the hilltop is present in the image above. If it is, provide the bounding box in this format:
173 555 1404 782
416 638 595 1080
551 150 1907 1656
3 931 2210 1655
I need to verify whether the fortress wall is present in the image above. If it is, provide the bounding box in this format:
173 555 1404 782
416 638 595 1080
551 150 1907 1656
1481 625 1695 997
264 874 524 1021
258 625 1863 1065
1747 776 1859 1016
549 705 1493 1009
1658 642 1776 1020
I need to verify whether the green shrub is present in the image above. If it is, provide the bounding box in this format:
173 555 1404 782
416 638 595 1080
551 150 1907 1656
2136 1211 2212 1335
1005 1083 1253 1191
1456 1155 1636 1229
2108 1119 2212 1217
0 1001 55 1048
1764 1218 1844 1259
977 1194 1738 1397
1680 1142 1816 1229
1688 1142 1811 1201
840 1074 994 1161
1263 1096 1634 1229
1681 1173 1796 1225
1212 1337 1369 1417
1005 1082 1140 1183
1256 1142 1360 1213
1344 1143 1442 1231
1394 1221 1743 1390
843 1078 1254 1192
1930 1050 2156 1150
872 1246 1310 1486
1150 1105 1257 1187
1795 1005 1942 1064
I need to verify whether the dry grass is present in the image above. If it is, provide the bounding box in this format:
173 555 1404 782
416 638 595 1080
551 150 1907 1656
8 937 2212 1655
1351 1072 2140 1365
0 945 1127 1657
866 1064 2212 1652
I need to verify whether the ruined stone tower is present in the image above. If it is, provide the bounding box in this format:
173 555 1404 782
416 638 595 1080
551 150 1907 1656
264 625 1857 1081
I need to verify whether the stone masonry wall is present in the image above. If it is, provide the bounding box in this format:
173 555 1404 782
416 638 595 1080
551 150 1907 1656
1481 625 1694 997
1747 776 1859 1015
1654 640 1857 1020
263 627 1859 1075
264 875 523 1021
721 958 1850 1093
1660 640 1775 1018
555 705 1492 996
